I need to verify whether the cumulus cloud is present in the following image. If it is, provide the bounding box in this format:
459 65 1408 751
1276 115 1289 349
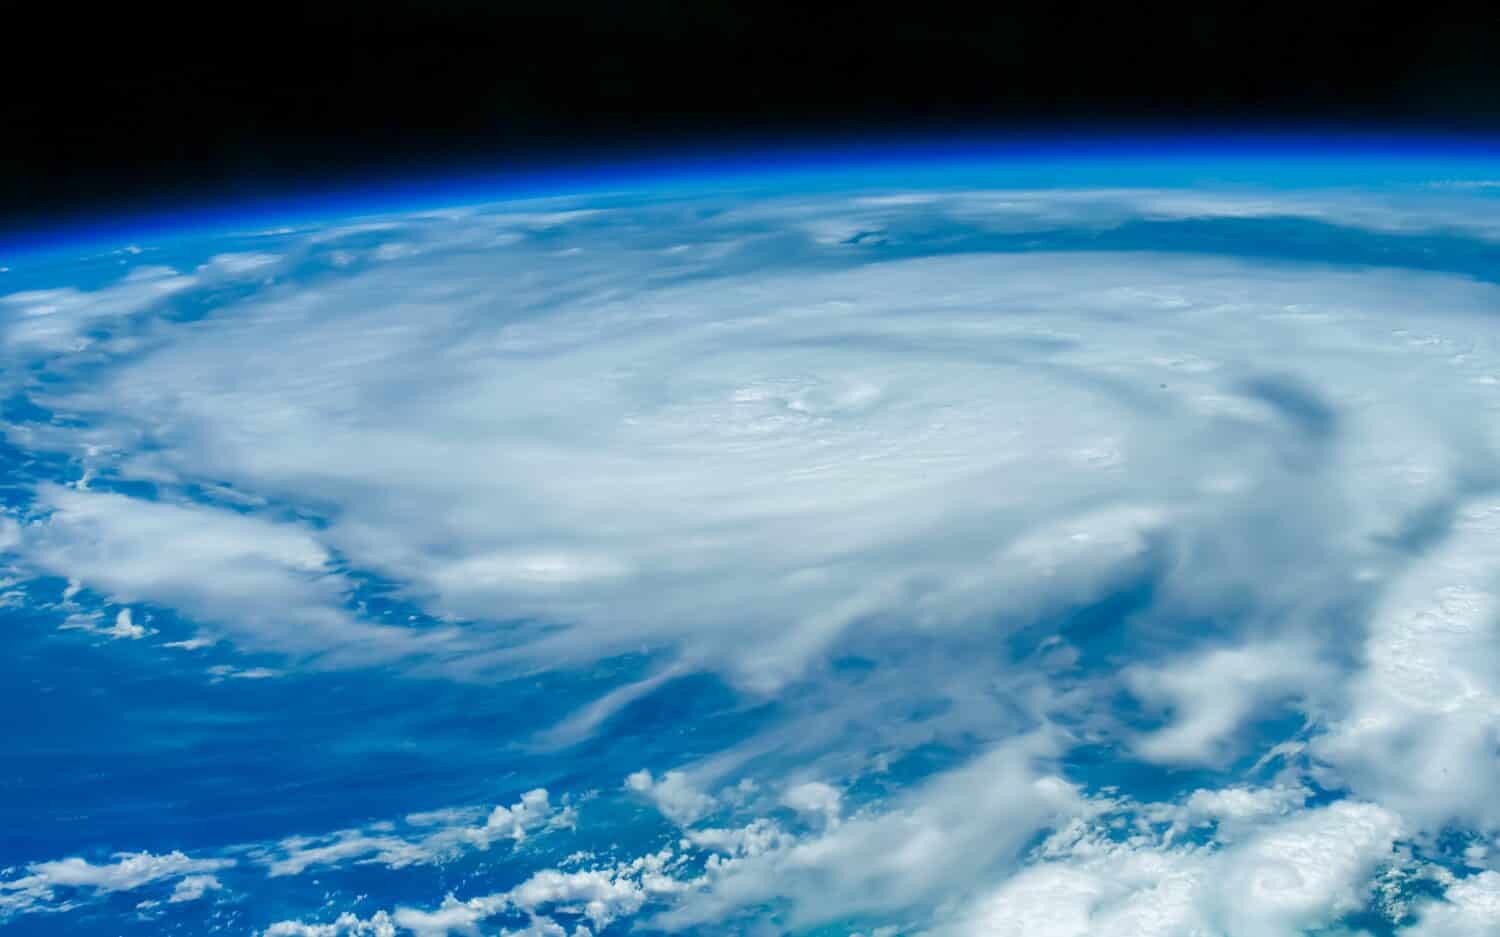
256 733 1071 936
294 850 687 937
653 732 1080 931
625 770 716 826
262 911 396 937
945 796 1402 937
683 818 794 859
780 780 843 828
507 854 678 930
1173 784 1311 840
166 874 222 903
0 850 233 918
269 769 1398 937
256 788 571 877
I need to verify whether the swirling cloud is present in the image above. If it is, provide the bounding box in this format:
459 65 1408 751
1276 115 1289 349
4 185 1500 934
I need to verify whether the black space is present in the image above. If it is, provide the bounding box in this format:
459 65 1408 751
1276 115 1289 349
5 2 1500 229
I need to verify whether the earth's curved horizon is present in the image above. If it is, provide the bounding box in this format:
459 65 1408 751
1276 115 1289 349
10 131 1500 259
3 137 1500 936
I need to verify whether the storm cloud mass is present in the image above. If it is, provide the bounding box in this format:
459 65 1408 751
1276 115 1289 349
3 176 1500 935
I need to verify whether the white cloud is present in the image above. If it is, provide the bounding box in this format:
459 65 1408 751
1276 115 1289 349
655 732 1080 931
258 788 569 877
626 770 716 826
1210 800 1403 935
16 484 434 664
162 633 217 650
781 780 843 827
683 818 793 858
280 734 1069 936
12 246 1462 688
472 788 567 845
298 850 686 937
1173 784 1311 840
1401 870 1500 936
1125 639 1332 767
12 203 1500 733
261 831 420 878
57 605 154 640
198 252 280 276
274 773 1394 937
906 186 1500 241
390 896 497 937
947 796 1401 937
109 607 145 639
0 265 196 353
207 664 280 681
10 188 1500 933
167 874 222 903
1315 497 1500 831
262 911 396 936
0 850 232 918
508 864 650 929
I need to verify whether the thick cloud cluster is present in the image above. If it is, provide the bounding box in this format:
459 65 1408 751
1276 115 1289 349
4 184 1500 934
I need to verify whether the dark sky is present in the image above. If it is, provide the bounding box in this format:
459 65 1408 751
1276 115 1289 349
5 2 1500 230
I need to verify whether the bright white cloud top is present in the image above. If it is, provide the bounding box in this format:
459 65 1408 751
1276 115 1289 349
2 158 1500 936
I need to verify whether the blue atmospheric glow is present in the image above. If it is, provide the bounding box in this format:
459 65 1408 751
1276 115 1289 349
6 129 1500 260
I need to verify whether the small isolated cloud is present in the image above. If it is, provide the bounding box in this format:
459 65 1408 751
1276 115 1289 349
167 874 221 903
781 781 842 828
108 607 145 639
626 770 716 826
58 606 153 640
162 633 217 650
206 664 280 682
197 252 280 276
